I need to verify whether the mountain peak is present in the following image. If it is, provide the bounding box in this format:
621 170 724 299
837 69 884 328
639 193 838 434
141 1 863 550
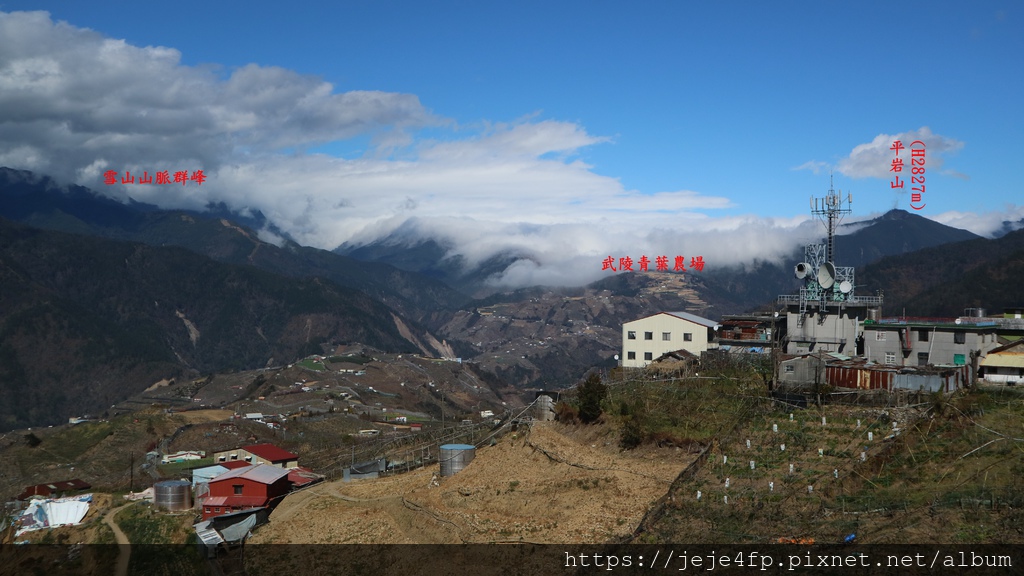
880 208 913 220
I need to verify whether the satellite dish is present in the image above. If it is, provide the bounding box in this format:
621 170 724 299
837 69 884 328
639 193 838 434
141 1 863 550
817 262 836 289
794 262 810 279
839 280 852 294
955 318 962 325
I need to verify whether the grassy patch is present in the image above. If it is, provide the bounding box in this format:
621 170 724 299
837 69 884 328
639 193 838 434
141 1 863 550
157 457 213 478
296 358 327 371
115 502 194 544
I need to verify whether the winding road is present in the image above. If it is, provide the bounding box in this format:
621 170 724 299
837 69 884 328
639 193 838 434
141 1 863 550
102 502 132 576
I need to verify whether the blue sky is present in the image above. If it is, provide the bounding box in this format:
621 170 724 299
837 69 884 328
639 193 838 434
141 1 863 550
0 2 1021 286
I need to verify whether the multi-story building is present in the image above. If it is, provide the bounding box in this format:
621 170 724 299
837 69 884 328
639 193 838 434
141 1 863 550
861 317 1000 368
621 311 718 368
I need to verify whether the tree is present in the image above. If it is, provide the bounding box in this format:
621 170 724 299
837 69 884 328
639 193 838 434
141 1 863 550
24 432 41 448
577 373 607 424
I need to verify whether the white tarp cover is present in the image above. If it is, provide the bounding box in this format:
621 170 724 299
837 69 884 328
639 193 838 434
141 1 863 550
15 494 92 536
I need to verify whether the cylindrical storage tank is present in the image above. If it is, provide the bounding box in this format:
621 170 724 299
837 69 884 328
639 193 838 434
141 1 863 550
867 307 881 322
439 444 475 477
154 480 192 512
535 394 555 421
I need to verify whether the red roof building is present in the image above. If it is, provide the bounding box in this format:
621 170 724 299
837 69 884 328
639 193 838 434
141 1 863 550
16 479 92 501
202 464 291 520
221 460 251 470
286 466 323 489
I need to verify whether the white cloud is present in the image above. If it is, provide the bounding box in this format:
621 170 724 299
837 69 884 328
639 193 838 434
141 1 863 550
1 11 997 291
835 127 965 179
792 160 830 175
930 206 1024 238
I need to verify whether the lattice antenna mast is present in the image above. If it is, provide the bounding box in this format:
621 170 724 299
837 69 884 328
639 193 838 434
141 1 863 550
809 172 852 263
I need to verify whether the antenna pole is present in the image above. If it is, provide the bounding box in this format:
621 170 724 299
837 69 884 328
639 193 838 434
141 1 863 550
811 172 851 264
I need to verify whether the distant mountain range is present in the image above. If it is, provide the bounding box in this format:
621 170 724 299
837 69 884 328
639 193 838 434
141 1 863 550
697 208 984 316
2 166 1018 430
0 168 469 324
339 207 986 316
858 227 1024 317
0 217 423 431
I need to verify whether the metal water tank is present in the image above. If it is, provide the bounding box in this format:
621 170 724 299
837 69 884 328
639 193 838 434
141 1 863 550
154 480 192 512
535 394 555 421
439 444 475 477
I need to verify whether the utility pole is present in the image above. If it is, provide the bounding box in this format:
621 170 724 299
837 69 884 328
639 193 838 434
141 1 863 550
129 451 134 493
771 311 779 391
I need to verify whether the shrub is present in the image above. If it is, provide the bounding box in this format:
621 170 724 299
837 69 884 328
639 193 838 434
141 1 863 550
619 414 644 450
554 401 579 423
578 373 607 424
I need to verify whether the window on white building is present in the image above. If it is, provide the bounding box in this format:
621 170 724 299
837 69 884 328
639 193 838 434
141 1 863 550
875 331 886 341
644 332 653 340
662 332 671 341
627 331 636 340
683 333 693 342
885 352 896 365
954 332 965 344
644 352 653 361
627 351 635 360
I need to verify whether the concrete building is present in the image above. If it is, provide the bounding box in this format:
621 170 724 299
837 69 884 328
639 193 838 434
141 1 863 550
621 311 718 368
861 318 1000 368
781 305 875 356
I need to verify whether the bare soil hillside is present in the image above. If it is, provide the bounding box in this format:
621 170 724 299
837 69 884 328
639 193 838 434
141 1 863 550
250 421 697 544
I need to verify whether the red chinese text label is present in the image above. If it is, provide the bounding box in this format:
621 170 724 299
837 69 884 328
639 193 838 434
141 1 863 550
104 170 207 186
602 255 705 272
890 140 925 211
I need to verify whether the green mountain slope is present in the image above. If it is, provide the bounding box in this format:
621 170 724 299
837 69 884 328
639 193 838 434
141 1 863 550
0 167 469 324
0 218 417 431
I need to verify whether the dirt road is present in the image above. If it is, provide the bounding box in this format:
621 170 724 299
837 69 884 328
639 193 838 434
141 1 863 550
103 503 133 576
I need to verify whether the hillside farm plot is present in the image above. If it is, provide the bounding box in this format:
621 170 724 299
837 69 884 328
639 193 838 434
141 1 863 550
633 386 1024 544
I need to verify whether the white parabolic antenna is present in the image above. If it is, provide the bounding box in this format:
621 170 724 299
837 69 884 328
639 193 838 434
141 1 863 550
839 280 852 294
817 262 836 289
794 262 810 279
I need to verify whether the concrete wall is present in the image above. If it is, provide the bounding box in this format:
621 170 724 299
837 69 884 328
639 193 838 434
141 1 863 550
863 325 999 367
622 313 710 368
784 307 865 355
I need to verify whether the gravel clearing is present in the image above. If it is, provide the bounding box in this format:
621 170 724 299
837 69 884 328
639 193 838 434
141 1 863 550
249 421 697 544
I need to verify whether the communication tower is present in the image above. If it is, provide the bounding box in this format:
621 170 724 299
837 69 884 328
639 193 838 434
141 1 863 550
780 176 882 329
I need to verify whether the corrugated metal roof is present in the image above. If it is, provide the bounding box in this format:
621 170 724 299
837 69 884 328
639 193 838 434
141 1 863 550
209 464 290 485
243 443 298 462
664 311 718 328
981 355 1024 368
221 461 250 470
